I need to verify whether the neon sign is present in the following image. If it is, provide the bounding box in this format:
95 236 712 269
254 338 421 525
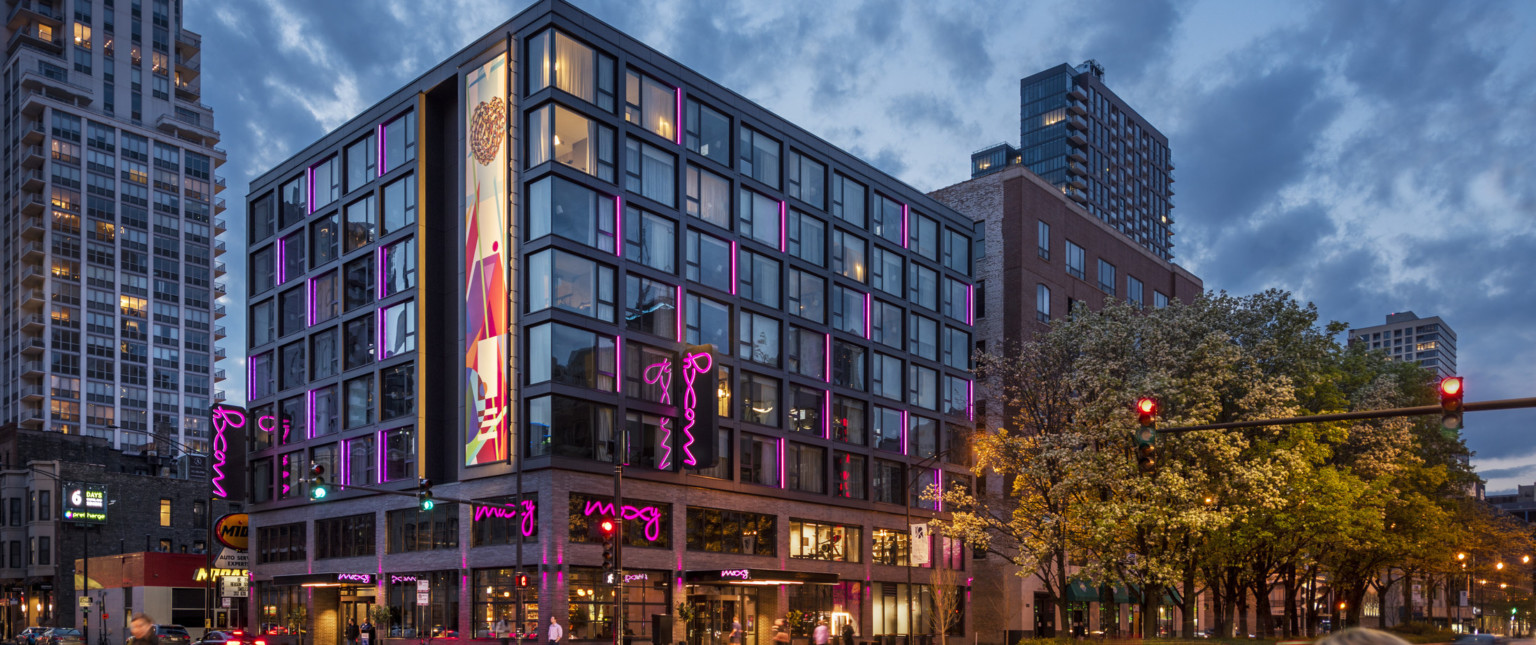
209 405 248 499
643 360 675 470
720 569 750 580
390 575 417 585
471 499 537 537
337 573 372 583
624 573 649 583
582 500 663 542
679 351 712 467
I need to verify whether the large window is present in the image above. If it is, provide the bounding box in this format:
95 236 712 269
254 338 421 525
832 230 866 282
382 111 417 174
872 460 904 505
943 228 970 275
387 503 459 553
684 229 731 292
345 375 374 429
382 175 416 235
787 210 825 266
344 195 376 252
527 29 616 112
832 396 866 445
345 133 376 194
908 364 938 410
786 150 826 210
685 164 730 229
382 301 416 358
871 300 903 350
624 206 675 273
385 427 415 481
344 314 374 369
786 269 825 323
739 126 780 188
789 520 859 562
310 213 339 268
382 237 416 297
1036 284 1050 323
1065 240 1085 280
528 104 615 183
738 188 780 249
908 314 937 361
625 139 675 207
311 328 339 380
789 386 824 436
740 433 779 487
255 522 306 564
528 174 616 252
872 193 904 246
909 212 939 261
685 294 730 350
833 341 866 391
528 249 615 321
1127 275 1144 307
737 312 780 367
831 286 865 336
315 513 375 560
831 173 866 228
738 249 779 307
834 451 866 499
344 256 374 311
528 322 616 390
686 506 776 556
1098 259 1116 295
740 372 779 426
382 363 415 420
1037 220 1050 259
472 568 540 638
909 414 939 460
871 247 904 298
685 98 730 166
785 442 825 494
943 327 970 371
908 264 937 311
527 395 615 460
786 327 825 380
623 275 676 338
873 406 903 453
624 69 676 141
872 528 910 566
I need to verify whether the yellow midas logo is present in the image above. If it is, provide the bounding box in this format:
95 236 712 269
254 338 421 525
213 513 249 551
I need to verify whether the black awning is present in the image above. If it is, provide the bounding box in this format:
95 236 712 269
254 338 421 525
269 572 377 587
684 569 839 585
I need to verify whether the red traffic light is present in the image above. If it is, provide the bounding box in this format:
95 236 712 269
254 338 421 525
599 519 617 535
310 462 324 477
1136 397 1157 427
1440 377 1463 397
514 573 530 587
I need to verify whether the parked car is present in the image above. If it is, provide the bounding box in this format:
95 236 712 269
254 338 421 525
14 628 47 645
1451 636 1504 645
195 630 251 645
155 625 192 645
40 629 82 645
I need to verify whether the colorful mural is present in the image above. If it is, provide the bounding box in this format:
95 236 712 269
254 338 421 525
464 53 509 466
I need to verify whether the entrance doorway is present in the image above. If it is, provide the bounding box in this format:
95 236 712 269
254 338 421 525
683 587 760 645
339 597 376 645
1033 593 1056 637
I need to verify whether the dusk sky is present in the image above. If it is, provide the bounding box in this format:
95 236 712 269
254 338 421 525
195 0 1536 491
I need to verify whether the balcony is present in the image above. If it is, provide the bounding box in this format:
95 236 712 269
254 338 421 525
20 360 44 379
214 389 227 403
19 384 44 403
175 76 201 101
19 71 93 107
214 325 226 339
19 191 45 215
1066 187 1089 203
1067 129 1087 145
19 168 44 192
175 51 200 77
1068 85 1086 101
213 282 227 296
21 119 45 144
214 368 227 382
1068 99 1087 115
18 264 44 286
214 176 227 194
214 197 227 213
19 335 45 356
215 241 227 255
1068 145 1087 163
214 346 227 360
214 217 227 234
19 406 43 428
20 143 44 168
176 29 201 54
214 261 227 276
19 314 45 332
8 23 63 55
1067 115 1088 130
20 214 44 239
19 241 43 262
7 2 64 31
154 110 219 146
20 287 44 309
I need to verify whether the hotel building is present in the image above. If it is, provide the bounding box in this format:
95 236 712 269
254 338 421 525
242 2 977 645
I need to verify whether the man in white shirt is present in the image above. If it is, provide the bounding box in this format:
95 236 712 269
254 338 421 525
547 617 564 645
813 620 831 645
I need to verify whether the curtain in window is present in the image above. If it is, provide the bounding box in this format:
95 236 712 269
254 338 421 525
640 145 675 206
553 33 593 102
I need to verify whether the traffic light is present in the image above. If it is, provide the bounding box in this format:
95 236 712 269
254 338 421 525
308 462 329 500
514 573 530 588
598 516 618 581
1439 376 1464 431
1134 397 1157 474
417 478 435 511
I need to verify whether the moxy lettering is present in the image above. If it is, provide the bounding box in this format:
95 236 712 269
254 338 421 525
581 500 663 542
679 352 712 467
209 406 247 498
720 570 750 580
337 573 372 583
471 500 538 538
643 360 676 470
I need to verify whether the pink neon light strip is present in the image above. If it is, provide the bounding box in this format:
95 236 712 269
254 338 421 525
674 88 683 146
376 246 386 297
863 292 872 339
276 237 287 284
306 388 316 439
730 241 738 295
306 165 316 215
967 283 975 325
613 336 624 393
376 307 386 360
967 380 975 421
307 277 316 326
248 358 257 400
614 196 624 257
778 437 786 489
779 201 787 252
902 204 910 249
823 333 832 383
934 468 943 511
377 429 385 481
340 438 349 486
675 285 685 342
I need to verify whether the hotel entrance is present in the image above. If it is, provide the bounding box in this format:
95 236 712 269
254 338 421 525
683 570 840 645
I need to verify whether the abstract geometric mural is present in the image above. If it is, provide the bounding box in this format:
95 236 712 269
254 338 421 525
464 53 509 466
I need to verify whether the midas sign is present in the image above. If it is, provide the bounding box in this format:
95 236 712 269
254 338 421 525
214 513 249 551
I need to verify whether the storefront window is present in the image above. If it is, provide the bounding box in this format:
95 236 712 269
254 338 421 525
472 568 540 638
788 520 860 563
385 571 459 637
257 583 305 636
386 503 459 553
685 506 776 556
568 568 671 641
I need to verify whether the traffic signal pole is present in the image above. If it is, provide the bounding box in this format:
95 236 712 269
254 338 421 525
612 432 625 645
1154 397 1536 434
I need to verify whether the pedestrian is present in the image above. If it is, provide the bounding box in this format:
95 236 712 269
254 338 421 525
347 619 361 645
128 614 160 645
813 620 830 645
361 620 374 644
493 617 512 645
1315 628 1410 645
840 622 855 645
729 619 742 645
772 620 790 645
547 616 564 645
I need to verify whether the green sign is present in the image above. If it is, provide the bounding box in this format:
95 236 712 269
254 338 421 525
62 482 108 524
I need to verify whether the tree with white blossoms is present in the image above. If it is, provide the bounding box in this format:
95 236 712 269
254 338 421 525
938 289 1487 639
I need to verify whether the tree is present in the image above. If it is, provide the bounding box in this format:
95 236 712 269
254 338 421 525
929 557 963 645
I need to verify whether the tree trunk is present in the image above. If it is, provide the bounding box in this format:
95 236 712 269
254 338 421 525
1225 568 1241 638
1254 571 1274 639
1238 575 1251 638
1143 582 1161 639
1208 566 1226 639
1182 566 1198 639
1401 569 1414 625
1055 552 1071 639
1305 565 1319 638
1283 564 1298 638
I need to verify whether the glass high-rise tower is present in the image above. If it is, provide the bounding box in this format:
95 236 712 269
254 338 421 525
2 0 226 456
971 60 1175 260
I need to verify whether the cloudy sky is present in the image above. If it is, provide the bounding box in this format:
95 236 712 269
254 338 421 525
193 0 1536 491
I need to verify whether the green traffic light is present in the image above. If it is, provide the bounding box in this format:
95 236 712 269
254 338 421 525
421 499 435 511
311 485 328 500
